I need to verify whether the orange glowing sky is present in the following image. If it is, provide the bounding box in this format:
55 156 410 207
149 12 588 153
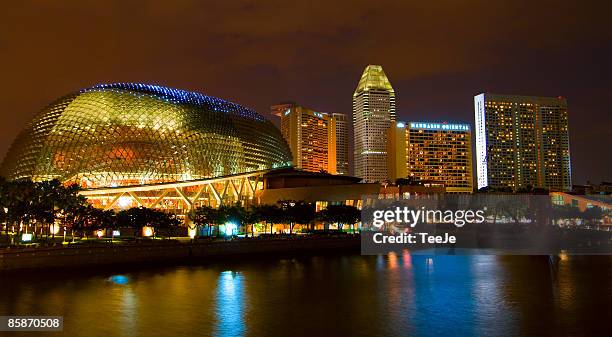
1 0 610 183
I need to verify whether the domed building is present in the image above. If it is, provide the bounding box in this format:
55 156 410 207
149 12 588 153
0 83 292 212
1 83 292 188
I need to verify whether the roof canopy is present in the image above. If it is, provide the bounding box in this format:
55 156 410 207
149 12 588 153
354 65 394 95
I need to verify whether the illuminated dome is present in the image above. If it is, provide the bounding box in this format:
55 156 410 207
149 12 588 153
1 83 292 188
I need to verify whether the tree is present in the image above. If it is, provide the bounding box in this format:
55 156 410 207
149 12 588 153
581 206 604 227
68 204 115 239
0 178 86 245
116 207 180 238
243 206 262 237
0 177 10 243
396 176 417 186
319 205 361 232
221 204 246 236
278 200 315 234
552 204 583 227
4 179 38 240
256 204 282 234
192 205 237 237
192 205 218 236
36 180 86 241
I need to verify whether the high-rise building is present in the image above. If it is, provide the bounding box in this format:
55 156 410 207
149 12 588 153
271 103 337 174
405 122 473 193
388 121 473 193
387 121 407 182
331 113 349 175
353 65 396 182
474 93 571 192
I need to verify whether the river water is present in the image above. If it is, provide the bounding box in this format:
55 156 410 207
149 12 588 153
0 253 610 337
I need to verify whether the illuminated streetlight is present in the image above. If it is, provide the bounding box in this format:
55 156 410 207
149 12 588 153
224 222 237 236
142 226 154 237
188 226 197 239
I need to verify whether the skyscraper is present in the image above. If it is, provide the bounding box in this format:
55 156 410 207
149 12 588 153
353 65 396 182
474 93 571 192
387 121 473 193
331 113 349 175
406 122 473 193
271 103 337 174
387 121 407 182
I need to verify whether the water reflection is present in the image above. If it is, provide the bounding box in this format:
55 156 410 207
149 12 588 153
402 249 412 268
469 256 515 336
119 284 138 335
412 256 479 336
380 251 416 336
108 275 130 285
0 254 608 337
214 271 245 337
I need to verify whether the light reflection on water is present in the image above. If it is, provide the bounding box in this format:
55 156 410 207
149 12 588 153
214 271 245 337
108 275 130 285
120 284 137 336
0 254 610 337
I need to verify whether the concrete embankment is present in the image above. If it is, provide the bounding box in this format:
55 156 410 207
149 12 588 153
0 236 360 272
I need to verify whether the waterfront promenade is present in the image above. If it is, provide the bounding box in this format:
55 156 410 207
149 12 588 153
0 235 360 272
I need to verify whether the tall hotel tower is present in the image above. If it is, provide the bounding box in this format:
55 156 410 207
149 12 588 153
353 65 396 182
271 103 343 174
474 93 571 192
388 122 473 193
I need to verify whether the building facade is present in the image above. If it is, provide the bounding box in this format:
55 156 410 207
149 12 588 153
271 103 337 174
404 122 473 193
387 121 407 182
1 83 296 221
387 121 473 193
2 83 292 188
353 65 396 183
474 93 571 192
331 113 349 175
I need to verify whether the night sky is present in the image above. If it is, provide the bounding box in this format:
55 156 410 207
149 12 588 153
1 0 610 184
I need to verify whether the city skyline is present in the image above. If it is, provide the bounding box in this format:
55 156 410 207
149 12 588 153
1 1 611 185
0 68 600 188
0 3 610 337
